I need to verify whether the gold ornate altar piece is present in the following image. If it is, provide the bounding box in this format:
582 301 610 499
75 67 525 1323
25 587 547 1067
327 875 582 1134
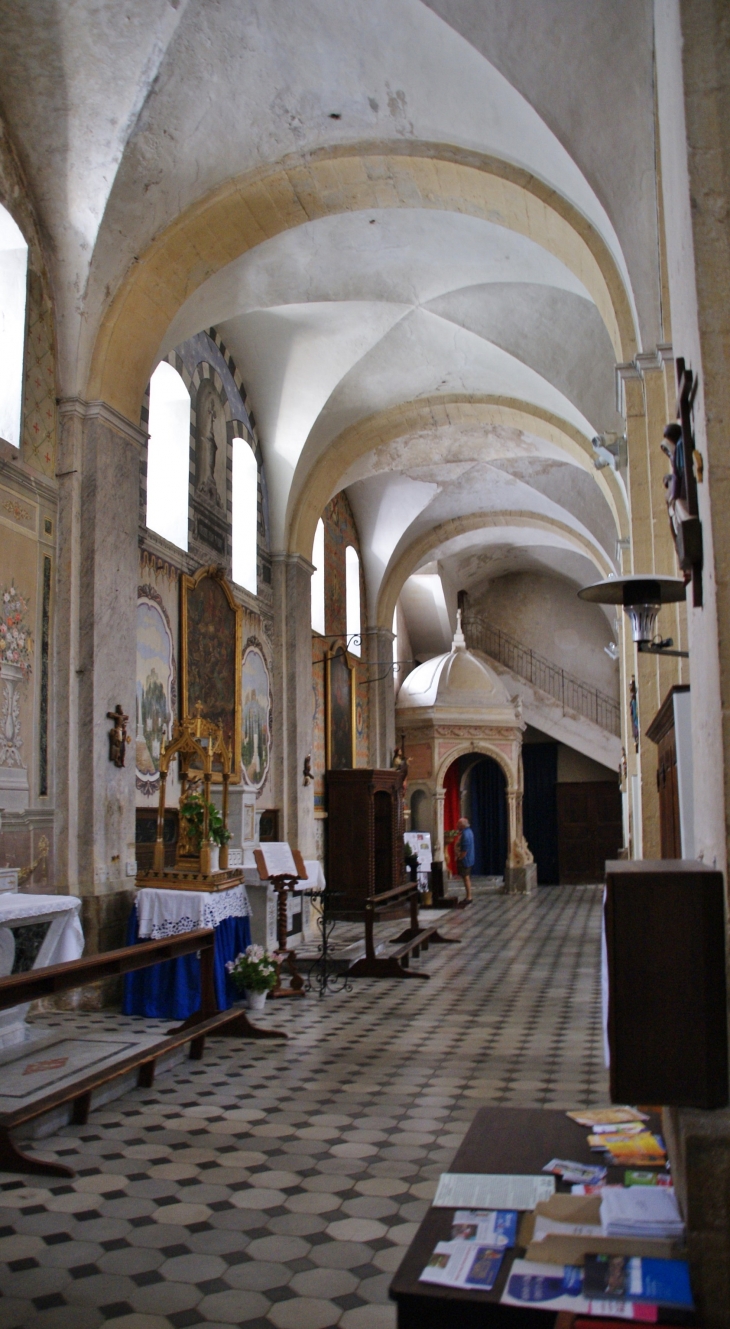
136 705 243 893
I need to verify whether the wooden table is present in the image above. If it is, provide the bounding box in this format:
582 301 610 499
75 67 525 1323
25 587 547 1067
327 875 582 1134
389 1105 663 1328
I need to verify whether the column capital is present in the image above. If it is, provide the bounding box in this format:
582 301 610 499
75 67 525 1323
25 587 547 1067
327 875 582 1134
615 361 643 415
57 398 147 453
271 551 315 577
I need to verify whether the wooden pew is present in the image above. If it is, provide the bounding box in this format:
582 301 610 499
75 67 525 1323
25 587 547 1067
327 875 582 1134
0 929 285 1178
343 882 459 980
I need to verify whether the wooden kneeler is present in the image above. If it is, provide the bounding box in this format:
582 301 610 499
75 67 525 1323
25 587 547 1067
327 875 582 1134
0 931 286 1178
348 882 459 980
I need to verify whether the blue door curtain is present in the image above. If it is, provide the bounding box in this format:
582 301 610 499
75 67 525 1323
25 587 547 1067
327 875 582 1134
122 905 252 1020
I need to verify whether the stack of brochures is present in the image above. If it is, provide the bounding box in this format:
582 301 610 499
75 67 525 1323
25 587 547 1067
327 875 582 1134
500 1256 693 1316
600 1187 685 1241
599 1131 667 1168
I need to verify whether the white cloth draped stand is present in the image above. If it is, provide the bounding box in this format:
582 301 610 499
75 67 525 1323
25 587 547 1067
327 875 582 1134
0 893 84 1060
134 885 251 941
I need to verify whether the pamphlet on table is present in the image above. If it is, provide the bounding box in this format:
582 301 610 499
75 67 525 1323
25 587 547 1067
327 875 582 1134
433 1172 555 1210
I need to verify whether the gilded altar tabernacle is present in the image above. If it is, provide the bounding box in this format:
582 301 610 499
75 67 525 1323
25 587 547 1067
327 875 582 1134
136 705 243 893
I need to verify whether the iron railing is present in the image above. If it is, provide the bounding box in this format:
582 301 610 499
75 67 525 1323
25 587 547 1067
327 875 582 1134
463 613 621 737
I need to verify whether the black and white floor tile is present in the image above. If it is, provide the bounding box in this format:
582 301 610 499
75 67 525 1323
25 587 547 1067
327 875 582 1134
0 884 607 1329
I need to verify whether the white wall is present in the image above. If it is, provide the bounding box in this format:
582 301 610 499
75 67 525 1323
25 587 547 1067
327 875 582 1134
470 571 619 700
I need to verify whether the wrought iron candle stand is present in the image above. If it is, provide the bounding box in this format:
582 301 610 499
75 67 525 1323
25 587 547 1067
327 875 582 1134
305 889 353 999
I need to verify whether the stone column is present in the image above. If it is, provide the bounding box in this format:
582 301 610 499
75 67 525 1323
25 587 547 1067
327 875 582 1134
363 627 395 768
432 788 445 864
271 554 314 858
55 400 142 953
619 364 662 859
504 785 536 894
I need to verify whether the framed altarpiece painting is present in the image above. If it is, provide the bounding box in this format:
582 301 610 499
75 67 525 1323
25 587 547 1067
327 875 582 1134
326 644 356 770
181 565 242 782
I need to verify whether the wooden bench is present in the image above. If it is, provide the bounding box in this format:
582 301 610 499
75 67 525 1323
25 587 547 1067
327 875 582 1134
0 929 286 1178
344 882 460 980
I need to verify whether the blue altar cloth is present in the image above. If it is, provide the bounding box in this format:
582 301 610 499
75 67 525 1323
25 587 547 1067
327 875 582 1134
122 905 252 1020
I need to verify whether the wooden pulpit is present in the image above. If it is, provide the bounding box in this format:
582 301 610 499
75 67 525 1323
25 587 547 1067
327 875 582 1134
326 768 407 919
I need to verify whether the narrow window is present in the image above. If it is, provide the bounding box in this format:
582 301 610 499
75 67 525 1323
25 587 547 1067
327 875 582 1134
0 205 28 450
232 438 258 593
346 545 361 656
311 518 325 634
146 361 190 551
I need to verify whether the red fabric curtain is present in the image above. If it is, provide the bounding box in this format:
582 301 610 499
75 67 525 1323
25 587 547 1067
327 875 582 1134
443 758 461 875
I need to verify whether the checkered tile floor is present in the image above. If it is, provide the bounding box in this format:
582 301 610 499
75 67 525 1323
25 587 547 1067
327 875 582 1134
0 884 607 1329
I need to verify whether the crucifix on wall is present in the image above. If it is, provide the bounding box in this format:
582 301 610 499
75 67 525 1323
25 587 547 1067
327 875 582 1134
661 357 703 608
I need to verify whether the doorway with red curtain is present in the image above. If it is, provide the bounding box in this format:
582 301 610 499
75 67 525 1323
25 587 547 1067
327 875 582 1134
443 757 461 876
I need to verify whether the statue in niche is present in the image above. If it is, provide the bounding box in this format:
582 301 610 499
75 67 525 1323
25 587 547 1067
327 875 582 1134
196 380 226 508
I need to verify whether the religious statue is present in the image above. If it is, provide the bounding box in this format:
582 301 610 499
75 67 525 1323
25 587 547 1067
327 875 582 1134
302 754 313 786
391 744 409 790
629 678 639 754
196 382 223 507
107 704 131 767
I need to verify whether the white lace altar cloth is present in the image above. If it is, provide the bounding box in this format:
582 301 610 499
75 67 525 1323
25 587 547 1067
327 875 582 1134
135 884 251 941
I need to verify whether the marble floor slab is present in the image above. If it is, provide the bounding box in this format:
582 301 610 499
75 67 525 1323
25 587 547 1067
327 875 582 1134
0 883 607 1329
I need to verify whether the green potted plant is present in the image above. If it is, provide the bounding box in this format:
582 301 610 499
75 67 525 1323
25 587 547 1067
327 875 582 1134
179 791 231 872
207 802 232 872
226 945 277 1010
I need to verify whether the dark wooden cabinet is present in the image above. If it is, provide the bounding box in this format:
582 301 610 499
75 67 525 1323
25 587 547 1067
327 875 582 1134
605 860 728 1108
646 685 688 859
326 768 406 917
556 780 623 883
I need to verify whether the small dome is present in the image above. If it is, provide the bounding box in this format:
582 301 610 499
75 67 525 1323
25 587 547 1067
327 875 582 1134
397 612 517 724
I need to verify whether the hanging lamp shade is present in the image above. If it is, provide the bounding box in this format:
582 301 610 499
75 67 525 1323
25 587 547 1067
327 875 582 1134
578 575 686 645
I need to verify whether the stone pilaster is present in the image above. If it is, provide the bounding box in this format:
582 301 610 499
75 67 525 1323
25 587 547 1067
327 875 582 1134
363 627 395 768
656 0 730 877
271 554 315 858
618 350 688 860
654 8 730 1320
55 401 142 918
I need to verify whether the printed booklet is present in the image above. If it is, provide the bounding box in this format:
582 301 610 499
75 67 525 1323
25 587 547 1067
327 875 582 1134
420 1241 504 1290
583 1256 693 1310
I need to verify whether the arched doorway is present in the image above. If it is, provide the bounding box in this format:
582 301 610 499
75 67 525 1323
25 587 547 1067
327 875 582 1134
443 753 508 878
466 756 508 876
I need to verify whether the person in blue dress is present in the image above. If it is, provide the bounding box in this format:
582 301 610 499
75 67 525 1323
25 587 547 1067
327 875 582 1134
456 816 475 903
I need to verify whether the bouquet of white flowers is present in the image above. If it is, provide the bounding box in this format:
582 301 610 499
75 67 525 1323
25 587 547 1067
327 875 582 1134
226 944 277 993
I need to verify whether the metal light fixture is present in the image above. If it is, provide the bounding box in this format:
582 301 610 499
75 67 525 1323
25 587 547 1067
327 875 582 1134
578 575 688 657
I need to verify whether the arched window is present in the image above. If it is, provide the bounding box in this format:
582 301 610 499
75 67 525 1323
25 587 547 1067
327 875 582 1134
146 361 190 551
311 518 325 634
232 438 258 593
346 545 361 656
0 205 28 450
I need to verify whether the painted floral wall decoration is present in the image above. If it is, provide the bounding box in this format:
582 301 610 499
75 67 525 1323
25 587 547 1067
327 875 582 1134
0 584 32 677
0 583 32 770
